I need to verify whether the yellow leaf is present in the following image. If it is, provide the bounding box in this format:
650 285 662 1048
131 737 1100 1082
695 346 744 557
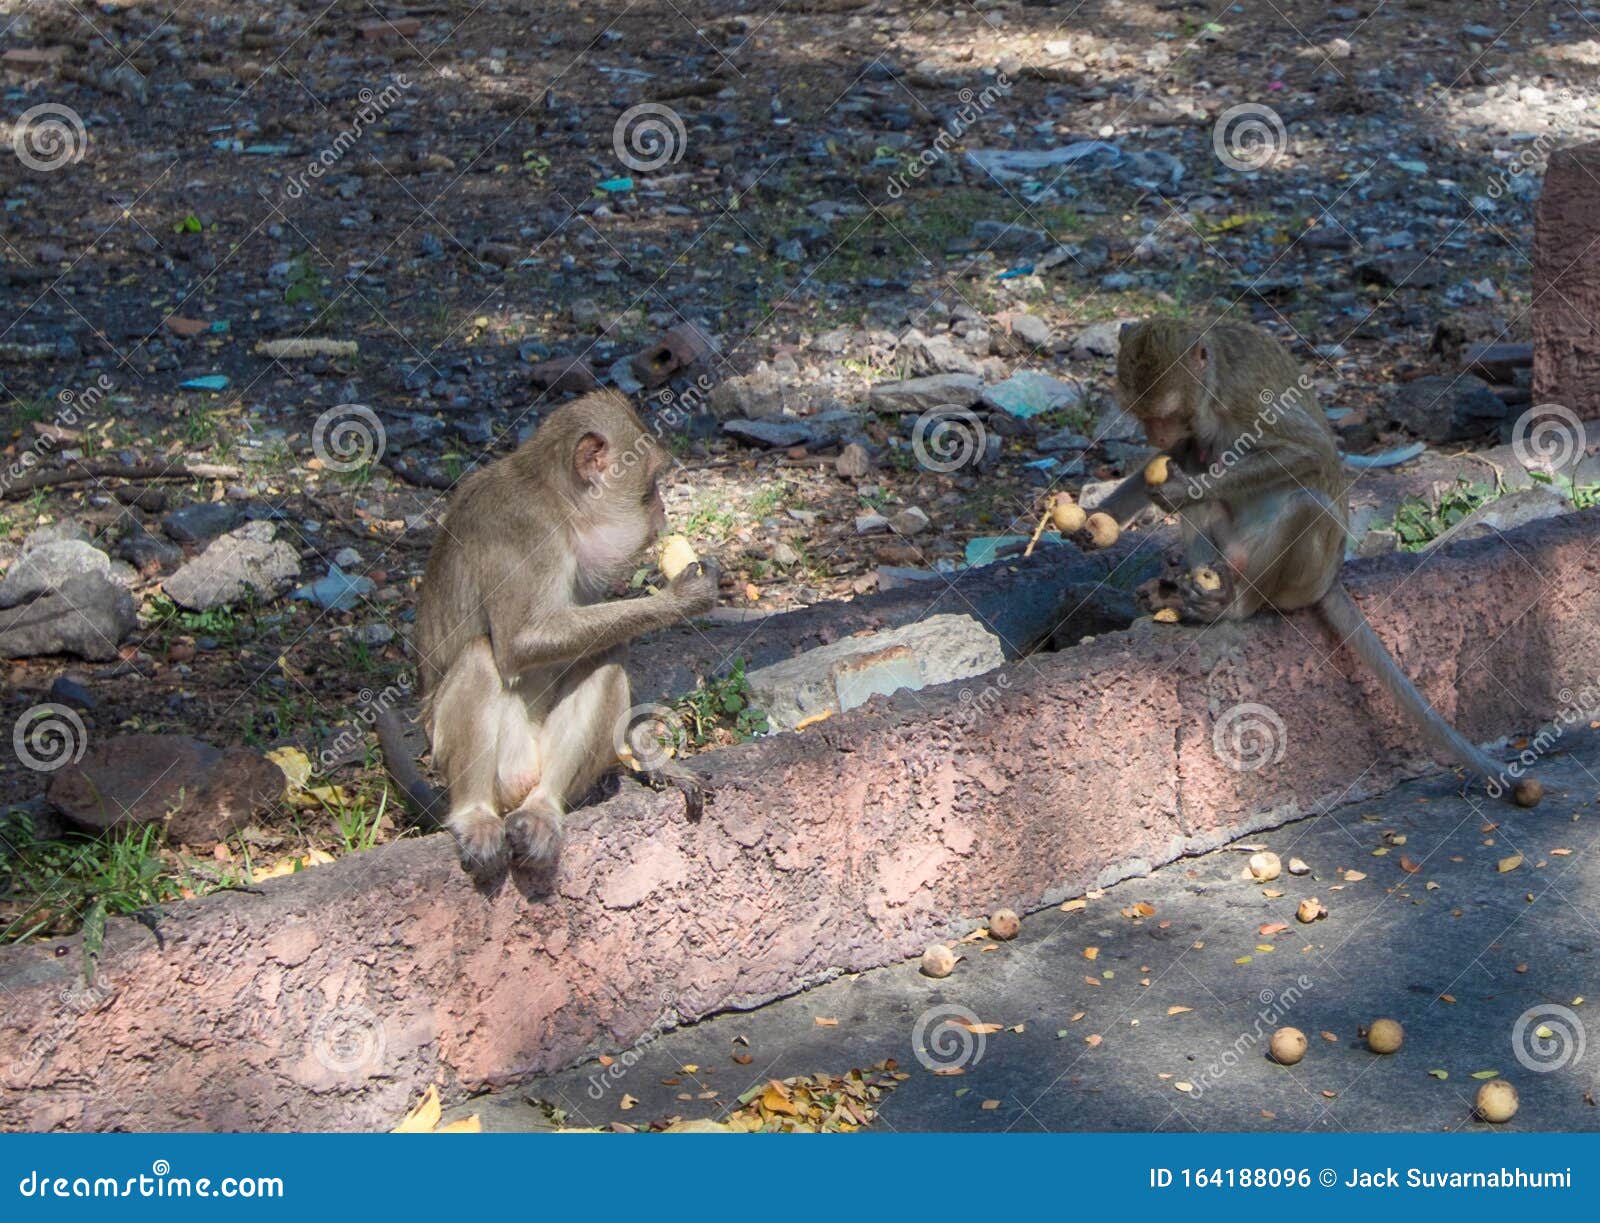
393 1085 442 1133
1060 897 1087 912
434 1115 482 1133
1235 956 1253 965
1342 870 1367 882
953 1021 1003 1034
1470 1070 1501 1080
981 1099 1000 1110
1083 946 1099 960
1167 1006 1192 1016
1498 854 1524 873
265 746 312 790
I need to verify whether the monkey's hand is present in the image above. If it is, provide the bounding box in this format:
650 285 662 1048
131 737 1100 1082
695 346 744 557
1145 455 1205 513
667 558 720 617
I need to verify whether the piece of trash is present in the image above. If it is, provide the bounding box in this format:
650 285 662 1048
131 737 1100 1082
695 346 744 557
965 534 1057 567
180 375 230 391
597 177 634 193
964 141 1123 183
1343 441 1425 469
291 564 376 612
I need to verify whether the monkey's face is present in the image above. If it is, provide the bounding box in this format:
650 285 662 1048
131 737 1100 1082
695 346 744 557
1115 319 1204 451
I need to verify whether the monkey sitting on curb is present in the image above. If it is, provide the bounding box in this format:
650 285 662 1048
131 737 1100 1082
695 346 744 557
1092 318 1541 807
378 390 721 880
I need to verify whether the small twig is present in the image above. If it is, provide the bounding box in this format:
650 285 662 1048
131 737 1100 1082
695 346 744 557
1022 504 1053 559
1 461 241 499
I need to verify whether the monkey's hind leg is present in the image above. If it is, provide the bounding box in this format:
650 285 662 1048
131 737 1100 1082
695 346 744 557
504 661 631 870
429 637 512 880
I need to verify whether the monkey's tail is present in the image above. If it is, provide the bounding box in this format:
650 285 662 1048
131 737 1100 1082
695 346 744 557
375 708 448 830
1316 583 1538 806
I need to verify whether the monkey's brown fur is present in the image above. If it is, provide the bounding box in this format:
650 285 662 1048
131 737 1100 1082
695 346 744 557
1101 318 1540 807
378 390 721 879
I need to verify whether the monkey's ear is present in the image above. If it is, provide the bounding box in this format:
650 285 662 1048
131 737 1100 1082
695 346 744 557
1185 340 1210 376
573 431 610 485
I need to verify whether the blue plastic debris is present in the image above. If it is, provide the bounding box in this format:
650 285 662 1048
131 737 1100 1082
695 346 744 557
1343 441 1426 470
597 177 634 193
291 565 375 612
180 375 230 391
965 534 1061 568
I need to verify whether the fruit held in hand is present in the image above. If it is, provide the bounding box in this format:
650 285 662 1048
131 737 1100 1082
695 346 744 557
1084 512 1120 549
1269 1027 1308 1065
921 944 956 978
989 909 1021 940
1048 493 1086 534
1145 455 1171 486
1193 566 1222 592
1475 1079 1518 1123
658 534 699 581
1366 1017 1404 1053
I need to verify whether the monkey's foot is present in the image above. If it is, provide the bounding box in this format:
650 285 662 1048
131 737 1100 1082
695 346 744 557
1137 567 1232 624
450 807 509 880
506 803 565 870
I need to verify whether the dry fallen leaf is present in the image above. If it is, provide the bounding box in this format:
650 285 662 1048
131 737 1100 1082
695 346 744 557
1342 869 1367 882
1498 854 1524 873
1061 898 1087 913
1260 922 1289 936
393 1085 443 1133
1084 946 1100 961
619 1094 638 1111
1175 1081 1194 1093
981 1099 1000 1110
1085 1034 1103 1047
1167 1006 1193 1016
1399 856 1421 874
814 1017 839 1027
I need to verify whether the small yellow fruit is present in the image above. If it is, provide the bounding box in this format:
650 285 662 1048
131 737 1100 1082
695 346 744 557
1296 897 1326 923
1476 1079 1518 1123
658 534 698 581
1193 566 1222 592
1269 1027 1308 1066
1248 851 1282 882
921 944 956 978
1153 608 1180 624
1144 454 1171 486
1084 512 1120 549
1513 779 1543 807
1366 1017 1404 1054
1048 493 1087 534
989 909 1021 940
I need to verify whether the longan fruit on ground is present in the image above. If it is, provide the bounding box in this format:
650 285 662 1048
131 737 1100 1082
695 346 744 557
1269 1027 1307 1066
920 944 956 978
1083 512 1119 549
989 909 1021 940
1248 851 1281 882
1366 1017 1404 1054
1513 779 1542 807
1476 1079 1518 1123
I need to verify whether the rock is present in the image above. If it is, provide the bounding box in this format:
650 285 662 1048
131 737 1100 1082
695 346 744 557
115 523 182 573
836 443 871 480
891 506 931 536
1037 428 1093 453
774 238 806 262
0 541 112 608
46 734 285 845
0 573 136 661
1386 374 1508 443
981 371 1085 419
722 418 811 448
1067 320 1127 360
527 355 598 396
867 373 983 413
746 614 1005 732
898 328 981 376
630 321 717 389
969 220 1049 252
162 501 243 544
1354 252 1445 289
854 513 890 535
162 521 301 611
48 675 95 711
21 521 92 551
352 623 395 646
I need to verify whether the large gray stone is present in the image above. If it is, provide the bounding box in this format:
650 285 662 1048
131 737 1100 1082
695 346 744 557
746 613 1005 731
0 572 136 661
162 521 301 611
866 373 984 414
0 540 112 608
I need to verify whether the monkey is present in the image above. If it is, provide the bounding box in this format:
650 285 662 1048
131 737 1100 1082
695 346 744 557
376 390 721 880
1094 317 1541 807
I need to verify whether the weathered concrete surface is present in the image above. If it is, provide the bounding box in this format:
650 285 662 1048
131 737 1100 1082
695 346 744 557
1534 141 1600 408
3 511 1598 1132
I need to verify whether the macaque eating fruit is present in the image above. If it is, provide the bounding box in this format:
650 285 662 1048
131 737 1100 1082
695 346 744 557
378 390 721 880
1097 318 1541 807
